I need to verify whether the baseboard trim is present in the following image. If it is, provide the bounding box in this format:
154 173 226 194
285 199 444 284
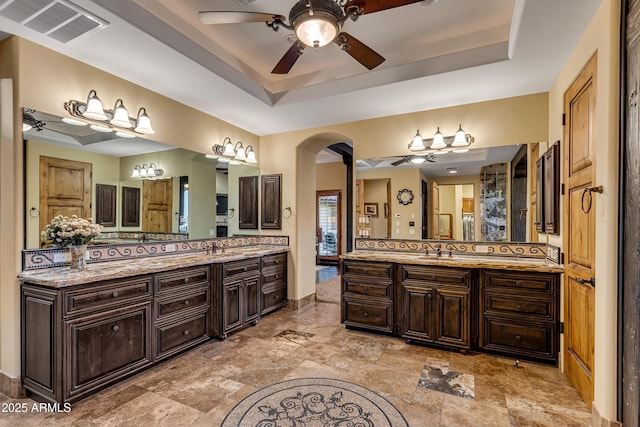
0 372 25 399
288 293 316 310
592 402 621 427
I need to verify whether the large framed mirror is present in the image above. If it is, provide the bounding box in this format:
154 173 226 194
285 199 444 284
23 108 259 248
355 143 535 242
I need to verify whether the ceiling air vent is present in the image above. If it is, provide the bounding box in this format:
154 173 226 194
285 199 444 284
0 0 108 43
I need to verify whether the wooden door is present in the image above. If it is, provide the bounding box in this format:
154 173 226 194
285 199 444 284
142 179 172 232
400 283 435 342
433 287 469 348
530 143 540 241
510 145 527 241
431 181 440 238
316 190 342 264
563 54 597 408
244 276 261 323
39 156 92 238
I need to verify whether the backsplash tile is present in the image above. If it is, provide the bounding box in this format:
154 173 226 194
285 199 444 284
23 235 289 271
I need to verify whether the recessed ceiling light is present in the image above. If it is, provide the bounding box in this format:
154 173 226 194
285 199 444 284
90 124 112 132
448 170 458 174
62 117 87 126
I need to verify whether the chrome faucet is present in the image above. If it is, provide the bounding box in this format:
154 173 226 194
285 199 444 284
435 243 442 257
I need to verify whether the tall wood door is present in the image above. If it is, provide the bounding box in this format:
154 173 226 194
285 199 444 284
39 156 92 238
530 143 540 242
563 54 597 408
142 179 172 232
431 181 440 239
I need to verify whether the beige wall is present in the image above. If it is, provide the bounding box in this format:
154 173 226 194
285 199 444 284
548 0 620 419
316 161 348 255
363 179 389 239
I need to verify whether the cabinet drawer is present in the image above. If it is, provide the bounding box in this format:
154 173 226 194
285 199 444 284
484 292 554 320
154 267 209 295
482 316 556 362
155 312 209 360
483 270 556 295
224 259 261 281
262 267 286 284
400 265 470 287
155 288 209 321
262 253 286 269
343 261 393 279
64 276 152 317
343 278 392 299
342 298 392 332
261 283 287 314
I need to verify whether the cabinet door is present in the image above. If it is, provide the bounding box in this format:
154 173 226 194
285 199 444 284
223 280 242 333
543 143 560 234
261 174 281 229
400 283 434 342
64 303 152 402
433 287 469 348
244 276 261 323
535 156 545 233
95 184 116 227
238 176 258 229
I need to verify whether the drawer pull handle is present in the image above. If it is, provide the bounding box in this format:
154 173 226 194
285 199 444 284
275 260 279 264
183 330 189 336
516 303 522 309
244 267 248 272
112 325 119 332
363 311 369 317
515 281 522 286
184 300 189 305
363 269 369 274
515 334 521 341
112 291 119 298
184 277 190 283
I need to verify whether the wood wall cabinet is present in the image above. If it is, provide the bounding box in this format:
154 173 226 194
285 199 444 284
341 261 394 333
543 143 560 234
95 184 116 227
261 174 282 230
121 186 140 227
239 176 258 229
535 156 545 233
398 265 473 350
479 269 559 364
221 258 261 337
261 253 287 315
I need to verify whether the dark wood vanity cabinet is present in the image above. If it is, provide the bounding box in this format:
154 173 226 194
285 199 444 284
479 269 559 364
221 258 261 337
398 265 473 350
341 261 394 333
261 252 287 315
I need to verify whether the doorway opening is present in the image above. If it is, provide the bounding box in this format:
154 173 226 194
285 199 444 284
316 190 341 265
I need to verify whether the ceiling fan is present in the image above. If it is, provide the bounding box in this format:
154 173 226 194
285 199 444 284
391 154 436 166
199 0 422 74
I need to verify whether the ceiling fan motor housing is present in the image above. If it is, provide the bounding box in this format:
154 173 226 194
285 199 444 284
290 0 345 47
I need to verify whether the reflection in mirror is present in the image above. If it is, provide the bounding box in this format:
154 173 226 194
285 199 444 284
356 144 529 242
22 108 258 248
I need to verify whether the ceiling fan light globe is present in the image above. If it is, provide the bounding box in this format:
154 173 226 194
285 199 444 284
410 156 427 164
23 122 33 132
295 16 338 47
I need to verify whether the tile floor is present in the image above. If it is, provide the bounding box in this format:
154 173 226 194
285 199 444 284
0 302 591 426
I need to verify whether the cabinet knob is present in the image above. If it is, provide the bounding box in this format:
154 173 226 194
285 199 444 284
184 300 189 305
112 325 119 332
184 277 190 283
275 260 279 264
183 330 190 336
363 269 369 274
244 267 248 272
363 311 369 317
111 291 119 298
273 295 278 299
515 334 521 341
516 303 522 309
275 274 279 279
427 293 432 298
515 281 522 286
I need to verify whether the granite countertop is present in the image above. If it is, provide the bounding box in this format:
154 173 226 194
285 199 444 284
19 246 289 288
341 250 564 273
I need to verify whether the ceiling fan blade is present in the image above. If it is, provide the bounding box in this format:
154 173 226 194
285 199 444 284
344 0 422 14
271 42 305 74
199 11 284 25
337 32 385 70
391 157 408 166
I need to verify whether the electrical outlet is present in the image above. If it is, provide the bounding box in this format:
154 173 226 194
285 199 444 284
396 228 400 234
209 229 216 236
165 244 177 252
475 245 489 253
409 229 415 234
53 253 66 263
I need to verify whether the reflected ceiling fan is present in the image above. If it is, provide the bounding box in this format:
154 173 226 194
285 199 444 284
199 0 422 74
391 153 436 166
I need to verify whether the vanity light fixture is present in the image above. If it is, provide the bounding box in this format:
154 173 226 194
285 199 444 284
207 137 258 165
131 163 164 179
64 90 156 136
408 124 474 154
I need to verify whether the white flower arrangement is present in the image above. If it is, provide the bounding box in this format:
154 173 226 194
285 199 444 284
41 215 103 248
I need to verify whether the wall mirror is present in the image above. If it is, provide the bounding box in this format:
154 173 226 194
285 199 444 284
355 144 534 242
23 108 259 249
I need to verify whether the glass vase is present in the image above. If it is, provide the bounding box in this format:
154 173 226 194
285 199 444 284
69 244 87 270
